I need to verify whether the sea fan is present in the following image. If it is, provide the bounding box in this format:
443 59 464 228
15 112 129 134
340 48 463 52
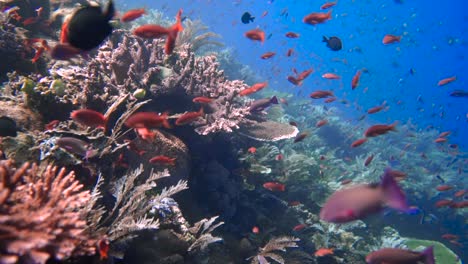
249 236 300 264
188 216 224 252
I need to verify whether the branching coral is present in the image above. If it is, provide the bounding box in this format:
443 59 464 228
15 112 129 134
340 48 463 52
0 160 97 264
249 236 300 264
188 216 224 252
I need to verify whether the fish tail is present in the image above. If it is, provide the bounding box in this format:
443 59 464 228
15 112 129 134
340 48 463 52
270 96 279 104
327 10 332 19
390 121 399 131
161 112 172 129
322 36 328 42
381 168 409 212
105 0 115 21
421 246 435 264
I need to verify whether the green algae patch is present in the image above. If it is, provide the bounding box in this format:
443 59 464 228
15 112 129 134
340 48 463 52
404 238 461 264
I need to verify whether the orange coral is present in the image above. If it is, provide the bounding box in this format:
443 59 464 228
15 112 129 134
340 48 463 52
0 160 98 264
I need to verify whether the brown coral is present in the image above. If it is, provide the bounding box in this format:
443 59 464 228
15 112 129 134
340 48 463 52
0 160 97 264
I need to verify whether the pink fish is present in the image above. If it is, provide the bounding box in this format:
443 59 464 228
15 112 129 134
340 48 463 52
366 246 434 264
319 168 409 223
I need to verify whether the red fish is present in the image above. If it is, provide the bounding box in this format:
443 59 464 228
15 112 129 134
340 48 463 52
297 68 314 81
175 107 204 126
341 179 352 185
286 48 294 57
454 190 466 197
351 70 361 90
121 8 146 23
263 182 286 192
366 247 434 264
288 201 301 206
364 155 374 167
192 97 213 104
239 82 268 96
275 154 284 161
324 97 337 103
435 199 453 208
50 43 82 60
260 51 276 59
367 101 387 114
382 34 401 45
364 122 397 137
303 11 332 25
294 132 309 143
45 120 60 130
125 112 171 129
436 185 453 191
149 155 176 166
164 9 184 55
438 131 451 138
320 168 409 223
315 248 334 257
351 138 367 147
441 234 459 240
247 147 256 154
310 90 334 99
285 32 300 38
316 119 328 127
292 224 307 231
252 226 260 234
437 76 456 86
135 127 156 142
70 109 106 129
434 137 447 143
244 28 265 43
322 73 340 79
320 2 337 10
98 239 109 260
133 24 170 38
287 75 302 86
387 169 407 181
31 46 45 63
60 20 70 43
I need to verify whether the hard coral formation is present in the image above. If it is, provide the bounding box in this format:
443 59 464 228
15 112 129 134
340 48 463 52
0 160 97 264
238 119 299 141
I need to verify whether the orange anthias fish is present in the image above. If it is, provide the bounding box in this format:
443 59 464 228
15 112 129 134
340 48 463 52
364 122 397 137
321 2 337 10
247 147 256 154
263 182 285 192
322 73 340 79
98 239 109 260
244 28 266 43
351 138 367 147
351 70 362 90
303 11 332 25
382 34 401 45
192 96 213 104
120 8 146 23
239 82 268 96
286 48 294 57
70 109 106 129
260 51 276 59
149 155 176 166
294 132 309 143
292 224 307 231
316 119 328 127
437 76 456 86
125 112 171 129
314 248 334 257
367 101 387 114
436 185 453 191
310 90 334 99
285 32 300 38
133 24 170 39
175 107 204 126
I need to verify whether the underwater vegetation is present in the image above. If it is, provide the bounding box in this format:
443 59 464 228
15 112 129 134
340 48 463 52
0 0 466 263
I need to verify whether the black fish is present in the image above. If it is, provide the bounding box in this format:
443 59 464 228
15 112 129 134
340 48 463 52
66 0 115 51
241 12 255 24
250 96 278 112
323 36 342 51
450 90 468 97
0 116 17 137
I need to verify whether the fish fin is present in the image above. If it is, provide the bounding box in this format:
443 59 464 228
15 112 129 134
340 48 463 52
390 121 399 132
322 36 328 42
161 112 172 129
198 107 204 116
381 168 409 212
104 0 115 21
250 17 255 22
270 96 279 104
421 246 435 264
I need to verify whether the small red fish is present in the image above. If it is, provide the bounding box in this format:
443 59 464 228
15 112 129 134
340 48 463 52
45 120 60 130
288 201 301 206
287 75 302 86
297 68 314 81
70 109 106 129
324 97 337 103
286 48 294 57
364 154 374 167
31 46 45 63
263 182 285 192
121 8 146 23
351 138 367 147
285 32 300 38
260 51 276 59
248 147 256 154
275 154 284 161
320 2 337 10
434 137 447 143
134 24 170 38
322 73 340 79
261 11 268 17
303 11 332 25
310 90 334 99
437 76 456 86
454 190 466 197
294 132 309 143
364 122 397 137
125 112 171 129
438 131 451 138
314 248 334 257
367 102 387 114
98 239 109 260
149 155 176 166
292 224 307 231
387 169 407 181
192 97 213 104
252 226 260 234
436 185 453 192
50 43 82 60
316 119 328 127
239 82 268 96
164 9 184 55
382 34 401 44
244 28 265 43
435 199 453 208
175 107 204 126
135 127 156 142
351 70 361 90
441 234 459 240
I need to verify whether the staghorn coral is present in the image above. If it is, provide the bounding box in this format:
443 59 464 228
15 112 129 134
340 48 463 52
249 236 300 264
0 160 97 264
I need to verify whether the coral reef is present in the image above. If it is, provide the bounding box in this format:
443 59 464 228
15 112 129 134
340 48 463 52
0 160 97 264
249 236 300 264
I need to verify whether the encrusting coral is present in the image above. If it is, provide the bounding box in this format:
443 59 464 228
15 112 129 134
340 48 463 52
0 159 98 264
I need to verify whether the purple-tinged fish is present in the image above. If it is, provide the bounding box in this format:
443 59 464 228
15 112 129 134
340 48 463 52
366 246 435 264
56 137 98 159
249 96 279 112
319 168 409 223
